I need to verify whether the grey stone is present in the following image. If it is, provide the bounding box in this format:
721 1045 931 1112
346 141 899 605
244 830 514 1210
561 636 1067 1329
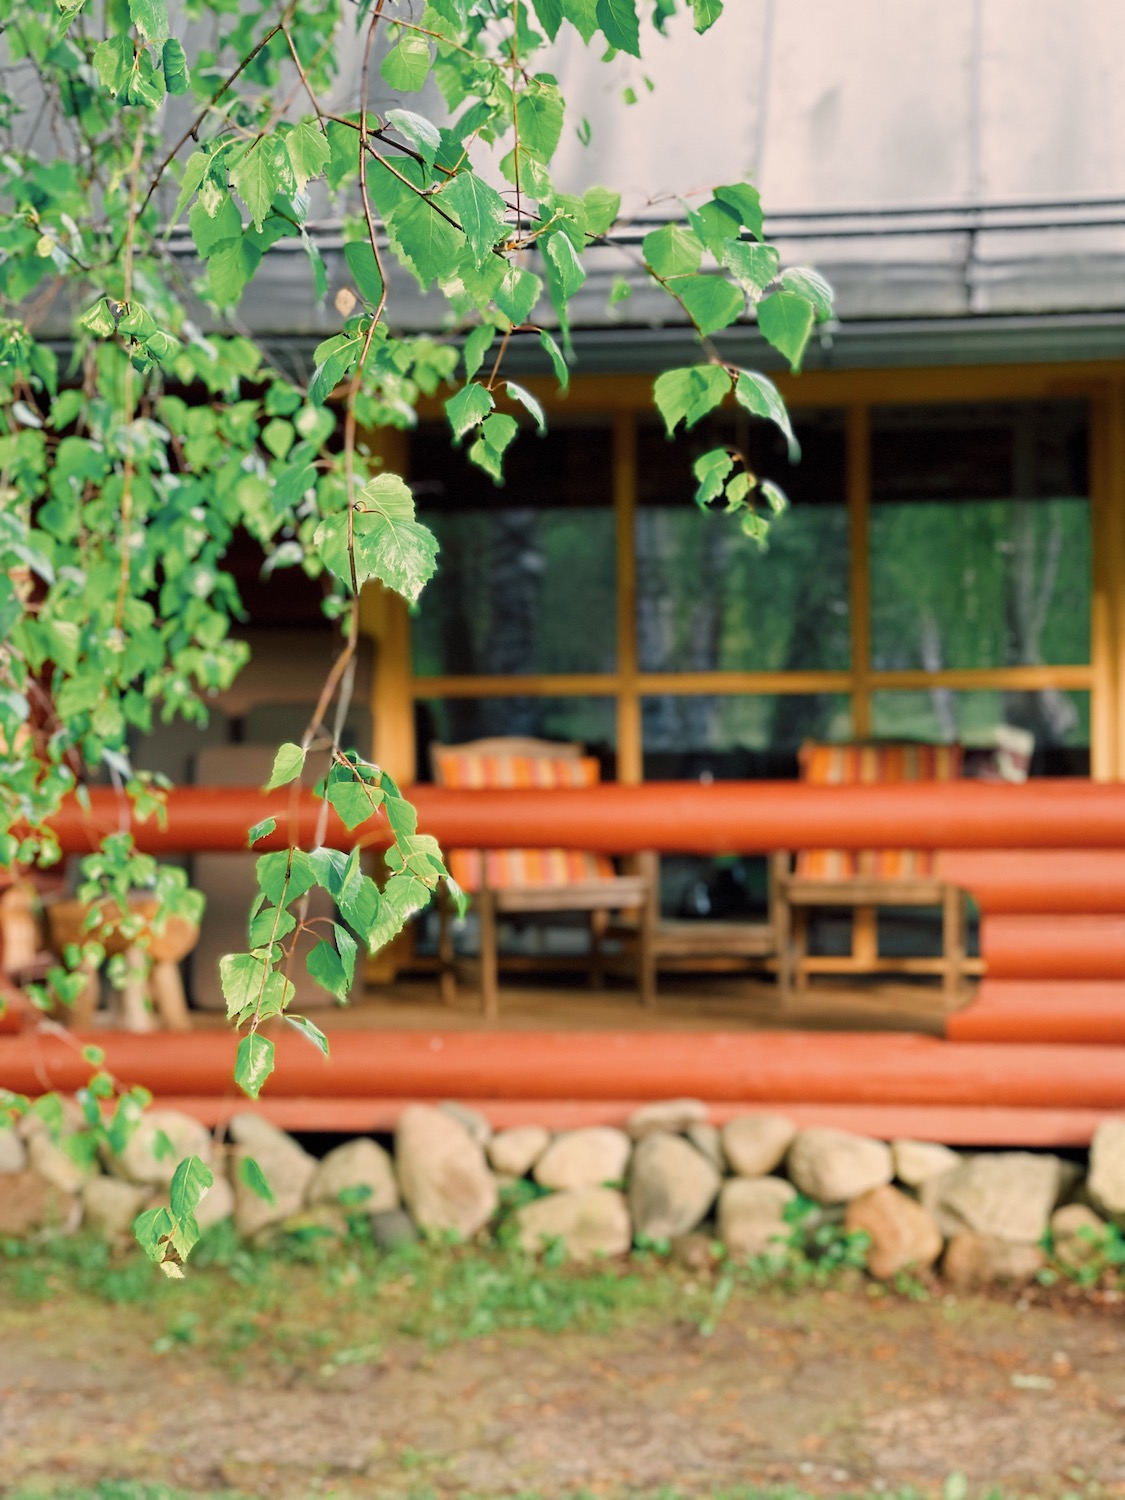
228 1114 317 1238
515 1187 631 1263
686 1123 725 1173
628 1132 720 1240
1050 1202 1109 1268
108 1109 213 1187
533 1127 631 1191
0 1126 27 1175
722 1114 797 1178
82 1176 148 1241
892 1138 961 1188
27 1131 94 1196
626 1098 709 1140
1088 1119 1125 1216
307 1138 398 1214
439 1101 492 1147
844 1184 943 1279
0 1170 74 1236
925 1153 1063 1244
717 1176 796 1260
395 1104 498 1238
487 1126 550 1178
370 1208 419 1250
787 1128 893 1204
943 1232 1046 1288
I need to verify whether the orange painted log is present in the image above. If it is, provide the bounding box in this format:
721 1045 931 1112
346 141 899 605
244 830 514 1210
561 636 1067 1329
949 980 1125 1043
941 850 1125 913
147 1095 1119 1146
46 780 1125 857
7 1029 1125 1110
982 915 1125 979
0 991 26 1035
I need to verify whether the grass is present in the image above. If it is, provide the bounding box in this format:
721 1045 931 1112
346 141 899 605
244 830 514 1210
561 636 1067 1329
2 1486 985 1500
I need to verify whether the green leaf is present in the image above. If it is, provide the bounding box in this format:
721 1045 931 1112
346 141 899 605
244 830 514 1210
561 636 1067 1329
128 0 169 41
235 1033 275 1099
543 233 586 301
173 150 209 222
463 324 494 381
780 267 834 322
468 413 518 481
530 0 564 39
561 0 599 43
247 905 296 948
713 182 764 241
643 223 703 279
596 0 640 55
93 36 133 96
722 240 780 293
238 1154 276 1206
285 119 331 192
308 330 363 405
326 775 383 830
675 274 745 336
761 479 789 514
495 265 542 327
693 447 734 507
206 239 260 307
381 34 432 92
652 365 730 435
734 369 801 461
315 474 438 604
230 140 280 231
169 1154 213 1224
337 872 381 940
134 1206 176 1263
446 381 494 440
515 78 564 159
443 171 509 264
691 0 723 31
285 1014 330 1057
307 938 350 1000
219 952 269 1018
757 289 815 371
505 381 546 432
538 329 569 390
162 38 188 95
385 108 442 166
301 230 328 301
266 741 305 790
343 241 384 307
385 191 462 289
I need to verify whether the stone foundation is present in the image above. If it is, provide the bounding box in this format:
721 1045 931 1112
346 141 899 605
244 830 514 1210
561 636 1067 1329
3 1099 1125 1286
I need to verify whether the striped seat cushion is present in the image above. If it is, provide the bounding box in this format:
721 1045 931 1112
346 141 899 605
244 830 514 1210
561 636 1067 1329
432 750 616 893
796 741 963 880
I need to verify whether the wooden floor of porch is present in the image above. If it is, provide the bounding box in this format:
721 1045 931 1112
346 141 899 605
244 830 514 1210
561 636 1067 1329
187 971 954 1037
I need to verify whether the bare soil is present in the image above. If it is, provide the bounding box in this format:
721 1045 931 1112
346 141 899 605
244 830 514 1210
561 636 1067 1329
3 1280 1125 1498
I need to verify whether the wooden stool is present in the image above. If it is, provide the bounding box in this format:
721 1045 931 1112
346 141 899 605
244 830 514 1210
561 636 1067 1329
46 896 199 1032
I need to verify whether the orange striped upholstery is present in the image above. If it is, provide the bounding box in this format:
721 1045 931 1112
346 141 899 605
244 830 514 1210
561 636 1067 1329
432 749 616 893
796 741 963 880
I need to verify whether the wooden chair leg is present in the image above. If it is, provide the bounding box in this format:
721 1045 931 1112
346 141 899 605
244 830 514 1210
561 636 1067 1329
791 906 810 996
438 893 457 1003
150 960 191 1031
637 884 657 1009
478 890 499 1022
588 909 607 990
942 883 965 1005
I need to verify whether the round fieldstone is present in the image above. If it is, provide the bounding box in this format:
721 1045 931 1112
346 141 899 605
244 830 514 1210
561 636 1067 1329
1088 1119 1125 1217
533 1127 631 1191
515 1186 631 1263
628 1132 719 1240
943 1232 1045 1288
787 1128 893 1204
487 1126 550 1178
721 1114 797 1178
395 1104 498 1238
307 1138 399 1214
107 1109 213 1188
925 1153 1063 1244
892 1138 961 1188
626 1098 709 1140
717 1176 796 1260
844 1184 943 1279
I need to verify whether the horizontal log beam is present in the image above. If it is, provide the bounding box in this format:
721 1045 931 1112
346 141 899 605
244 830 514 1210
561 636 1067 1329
7 1029 1125 1111
46 780 1125 856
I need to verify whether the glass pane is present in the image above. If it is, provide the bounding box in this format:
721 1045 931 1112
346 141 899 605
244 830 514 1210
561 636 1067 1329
870 402 1091 671
641 694 852 780
415 695 616 780
871 689 1090 776
636 410 849 673
410 425 615 677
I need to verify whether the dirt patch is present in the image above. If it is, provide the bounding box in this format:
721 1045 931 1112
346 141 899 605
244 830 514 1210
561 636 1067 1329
3 1278 1125 1497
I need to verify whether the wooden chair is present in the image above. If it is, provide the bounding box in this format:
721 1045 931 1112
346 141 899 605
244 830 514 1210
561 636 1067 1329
431 738 655 1019
629 851 785 976
775 742 968 1004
